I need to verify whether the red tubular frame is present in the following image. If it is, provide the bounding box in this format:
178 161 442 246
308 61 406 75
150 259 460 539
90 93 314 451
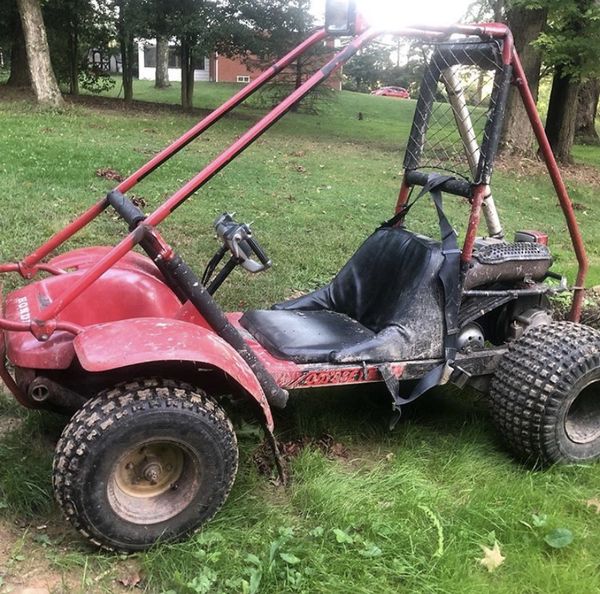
511 50 587 321
0 20 588 336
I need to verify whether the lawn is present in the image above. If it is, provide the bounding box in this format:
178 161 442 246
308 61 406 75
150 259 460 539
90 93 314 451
0 80 599 593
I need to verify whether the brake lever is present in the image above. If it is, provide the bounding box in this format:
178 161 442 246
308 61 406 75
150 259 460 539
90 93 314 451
214 214 271 273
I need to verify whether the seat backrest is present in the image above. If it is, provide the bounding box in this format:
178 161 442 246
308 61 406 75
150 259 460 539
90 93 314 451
326 226 445 332
275 226 445 335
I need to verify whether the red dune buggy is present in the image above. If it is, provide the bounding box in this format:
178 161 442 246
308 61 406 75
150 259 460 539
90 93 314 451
0 1 598 551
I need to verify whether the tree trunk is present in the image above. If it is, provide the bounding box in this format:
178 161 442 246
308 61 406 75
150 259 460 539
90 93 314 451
68 25 79 95
117 0 134 103
575 79 600 145
15 0 63 106
492 0 505 22
155 36 170 88
545 67 580 163
121 36 134 102
180 38 194 110
289 58 304 113
6 17 30 88
498 6 547 156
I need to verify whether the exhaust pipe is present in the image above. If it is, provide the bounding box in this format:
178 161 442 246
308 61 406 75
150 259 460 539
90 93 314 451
27 377 85 410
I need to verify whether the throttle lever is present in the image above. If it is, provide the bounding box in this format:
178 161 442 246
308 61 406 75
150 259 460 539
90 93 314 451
214 213 272 273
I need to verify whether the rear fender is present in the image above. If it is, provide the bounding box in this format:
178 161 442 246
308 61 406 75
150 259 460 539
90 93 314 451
73 317 273 430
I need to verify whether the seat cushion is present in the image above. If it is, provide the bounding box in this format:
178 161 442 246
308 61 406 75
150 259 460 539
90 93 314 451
240 310 374 363
240 227 450 364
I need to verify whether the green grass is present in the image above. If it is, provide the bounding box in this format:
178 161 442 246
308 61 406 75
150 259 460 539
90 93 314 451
1 82 600 592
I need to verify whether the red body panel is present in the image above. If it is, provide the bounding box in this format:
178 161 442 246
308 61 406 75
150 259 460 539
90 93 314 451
4 250 181 369
48 247 165 281
74 317 273 430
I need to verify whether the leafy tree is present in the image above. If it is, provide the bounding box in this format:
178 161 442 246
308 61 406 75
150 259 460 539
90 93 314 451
342 42 393 92
237 0 316 86
499 2 548 156
131 0 172 88
0 0 30 87
162 0 220 110
113 0 143 103
44 0 113 95
537 0 600 162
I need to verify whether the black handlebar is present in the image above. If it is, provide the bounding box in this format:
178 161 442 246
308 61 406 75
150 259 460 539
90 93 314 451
106 193 271 279
107 191 146 229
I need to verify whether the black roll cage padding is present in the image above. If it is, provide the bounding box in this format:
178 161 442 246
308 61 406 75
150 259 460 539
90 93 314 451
405 170 472 198
107 190 146 230
403 39 512 185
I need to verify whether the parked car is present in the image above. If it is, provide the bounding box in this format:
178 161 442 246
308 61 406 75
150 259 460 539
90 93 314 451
371 86 410 98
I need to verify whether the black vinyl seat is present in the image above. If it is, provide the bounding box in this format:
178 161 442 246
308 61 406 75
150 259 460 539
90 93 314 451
240 226 446 364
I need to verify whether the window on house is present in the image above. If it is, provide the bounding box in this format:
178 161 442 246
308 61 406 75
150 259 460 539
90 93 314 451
236 75 250 83
165 49 204 70
167 48 180 69
143 45 156 68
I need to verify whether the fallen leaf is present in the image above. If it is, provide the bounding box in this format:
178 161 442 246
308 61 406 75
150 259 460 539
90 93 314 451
95 167 125 182
359 542 383 558
279 552 301 565
117 570 142 588
586 498 600 514
479 542 505 573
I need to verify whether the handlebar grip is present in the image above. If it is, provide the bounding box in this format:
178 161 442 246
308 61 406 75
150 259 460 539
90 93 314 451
246 236 271 267
107 190 146 229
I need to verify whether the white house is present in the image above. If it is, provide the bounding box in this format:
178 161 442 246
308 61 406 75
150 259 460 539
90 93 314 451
137 40 210 82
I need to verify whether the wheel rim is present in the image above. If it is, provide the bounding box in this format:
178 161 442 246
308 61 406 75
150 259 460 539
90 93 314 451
107 439 201 525
565 379 600 445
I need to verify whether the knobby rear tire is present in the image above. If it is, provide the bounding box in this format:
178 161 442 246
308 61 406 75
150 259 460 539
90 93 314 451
489 322 600 466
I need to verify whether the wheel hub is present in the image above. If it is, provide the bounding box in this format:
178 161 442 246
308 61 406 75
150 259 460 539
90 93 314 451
107 439 201 525
114 444 184 497
565 379 600 445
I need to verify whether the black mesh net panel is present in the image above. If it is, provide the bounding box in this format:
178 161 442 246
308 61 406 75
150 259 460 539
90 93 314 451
404 39 507 185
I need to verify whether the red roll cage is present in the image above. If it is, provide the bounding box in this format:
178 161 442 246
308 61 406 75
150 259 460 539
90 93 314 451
0 19 588 344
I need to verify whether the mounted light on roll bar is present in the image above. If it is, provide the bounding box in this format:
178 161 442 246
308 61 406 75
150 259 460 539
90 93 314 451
325 0 357 35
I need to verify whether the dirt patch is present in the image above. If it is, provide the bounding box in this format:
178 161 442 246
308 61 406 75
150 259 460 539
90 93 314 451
253 433 349 481
0 85 254 122
496 155 600 189
552 286 600 329
0 86 34 103
0 417 22 439
68 93 254 121
0 518 145 594
0 521 70 594
581 287 600 329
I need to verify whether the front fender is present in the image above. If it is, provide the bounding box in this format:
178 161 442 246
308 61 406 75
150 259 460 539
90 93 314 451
73 317 273 430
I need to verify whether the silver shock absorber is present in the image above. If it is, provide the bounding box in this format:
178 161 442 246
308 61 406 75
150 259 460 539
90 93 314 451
441 67 504 239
